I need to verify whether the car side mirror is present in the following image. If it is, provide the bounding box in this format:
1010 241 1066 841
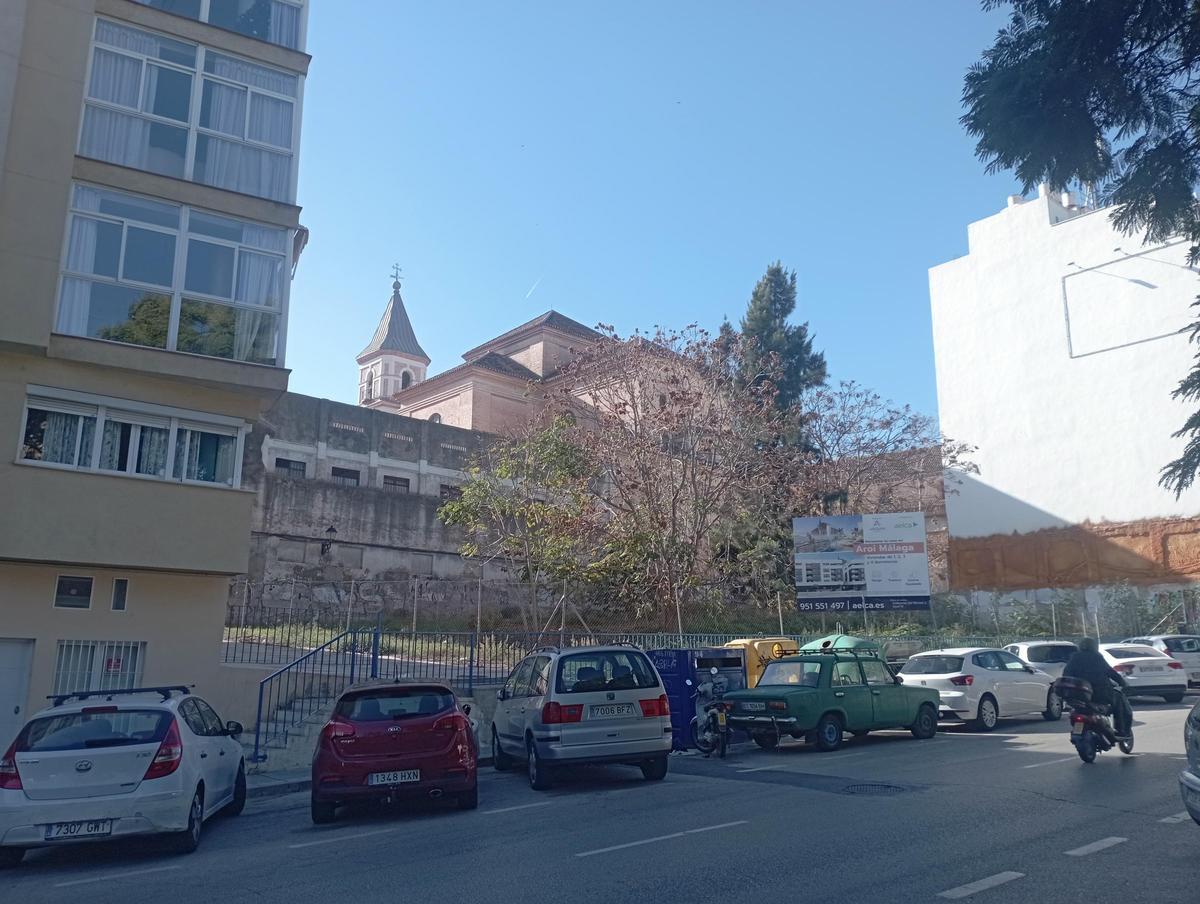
893 675 902 685
1025 666 1036 674
462 703 472 716
496 689 507 701
225 720 244 739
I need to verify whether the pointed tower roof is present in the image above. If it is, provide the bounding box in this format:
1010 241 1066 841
357 278 430 364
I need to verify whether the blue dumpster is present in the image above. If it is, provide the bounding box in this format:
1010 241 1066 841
648 647 747 750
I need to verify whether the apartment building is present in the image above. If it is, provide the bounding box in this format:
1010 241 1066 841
0 0 310 745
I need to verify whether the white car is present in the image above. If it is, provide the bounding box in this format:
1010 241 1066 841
1123 635 1200 687
1004 641 1078 679
0 686 246 868
898 647 1061 731
1100 644 1189 703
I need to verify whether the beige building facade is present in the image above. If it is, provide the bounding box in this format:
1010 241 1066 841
0 0 310 744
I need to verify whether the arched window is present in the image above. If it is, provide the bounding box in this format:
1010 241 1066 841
401 370 412 390
363 369 376 400
429 413 442 424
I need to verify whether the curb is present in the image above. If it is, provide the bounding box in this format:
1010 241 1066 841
246 756 495 801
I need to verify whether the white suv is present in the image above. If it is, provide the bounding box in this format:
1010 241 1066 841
0 686 246 868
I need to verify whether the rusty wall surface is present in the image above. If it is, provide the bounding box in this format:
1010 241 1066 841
947 516 1200 591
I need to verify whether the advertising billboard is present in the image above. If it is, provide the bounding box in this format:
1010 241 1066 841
793 512 930 612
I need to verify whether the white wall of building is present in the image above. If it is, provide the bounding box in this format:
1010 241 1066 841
930 189 1200 538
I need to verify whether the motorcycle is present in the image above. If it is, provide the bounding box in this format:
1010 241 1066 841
688 666 729 758
1054 676 1135 763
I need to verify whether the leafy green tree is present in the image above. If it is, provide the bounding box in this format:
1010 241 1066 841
97 294 171 348
961 1 1200 494
733 262 826 409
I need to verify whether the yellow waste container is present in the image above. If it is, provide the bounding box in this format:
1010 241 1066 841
723 637 800 687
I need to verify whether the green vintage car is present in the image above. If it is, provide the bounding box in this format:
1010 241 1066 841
723 650 940 752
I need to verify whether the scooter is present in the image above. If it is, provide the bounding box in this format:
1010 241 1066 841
1054 676 1135 763
688 666 729 758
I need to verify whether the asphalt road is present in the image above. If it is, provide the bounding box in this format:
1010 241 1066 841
5 696 1197 904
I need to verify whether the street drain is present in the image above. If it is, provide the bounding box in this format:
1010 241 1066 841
841 783 905 796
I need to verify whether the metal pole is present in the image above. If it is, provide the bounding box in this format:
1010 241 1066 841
674 587 684 647
1051 599 1058 638
344 580 355 635
475 572 483 638
777 591 784 636
1094 608 1101 640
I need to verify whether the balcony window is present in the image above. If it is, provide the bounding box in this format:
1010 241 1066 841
58 183 288 366
20 388 246 489
331 467 360 487
383 475 410 493
80 20 300 203
274 457 305 478
133 0 303 51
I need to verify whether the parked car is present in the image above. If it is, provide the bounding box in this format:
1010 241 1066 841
490 645 672 790
1123 635 1200 687
310 680 477 823
1004 641 1078 678
1181 698 1200 826
898 648 1061 730
722 650 940 752
1099 644 1188 703
0 686 245 869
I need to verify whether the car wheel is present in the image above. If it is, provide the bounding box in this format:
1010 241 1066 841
310 794 337 825
224 762 247 816
0 848 24 869
527 737 553 791
1043 692 1063 722
973 695 999 732
1164 693 1185 704
752 732 779 750
910 703 938 740
640 756 669 781
491 728 513 772
166 787 204 854
814 713 844 752
456 783 479 810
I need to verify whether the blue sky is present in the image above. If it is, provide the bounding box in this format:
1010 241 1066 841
287 1 1018 416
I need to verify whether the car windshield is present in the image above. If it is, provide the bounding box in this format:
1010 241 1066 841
555 651 659 693
758 661 823 686
16 709 171 752
1027 645 1076 664
1105 646 1165 660
901 656 965 674
335 688 454 721
1164 637 1200 654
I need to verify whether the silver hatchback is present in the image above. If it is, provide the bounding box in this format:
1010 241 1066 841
489 645 673 790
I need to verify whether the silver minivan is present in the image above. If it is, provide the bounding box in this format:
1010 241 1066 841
489 645 673 790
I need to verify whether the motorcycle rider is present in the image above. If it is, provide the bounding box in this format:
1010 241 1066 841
1062 637 1131 738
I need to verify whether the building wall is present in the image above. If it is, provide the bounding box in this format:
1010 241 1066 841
0 0 29 182
930 189 1200 590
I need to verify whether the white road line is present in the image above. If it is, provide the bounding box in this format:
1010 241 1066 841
1021 756 1079 769
737 764 788 773
575 820 747 858
289 826 403 849
1160 811 1192 824
937 871 1025 899
480 801 554 815
55 865 182 888
1065 836 1127 857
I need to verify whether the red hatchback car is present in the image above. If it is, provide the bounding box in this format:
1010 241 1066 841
310 681 478 823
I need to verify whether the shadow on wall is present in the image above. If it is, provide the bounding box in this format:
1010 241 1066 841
946 475 1200 591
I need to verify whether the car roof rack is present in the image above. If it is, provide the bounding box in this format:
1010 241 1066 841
49 685 192 707
801 645 881 658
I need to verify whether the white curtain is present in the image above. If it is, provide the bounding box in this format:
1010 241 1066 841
233 307 275 363
38 411 79 464
202 79 246 137
268 1 301 49
99 420 128 471
89 48 141 107
237 250 282 307
240 222 287 252
136 426 169 477
96 20 177 58
205 52 296 97
214 434 236 485
248 93 292 148
80 105 150 170
58 215 100 335
198 135 290 201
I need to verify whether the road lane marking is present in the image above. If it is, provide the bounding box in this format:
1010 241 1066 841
289 826 404 849
937 871 1024 899
1065 837 1127 856
1160 811 1192 824
480 801 554 815
55 865 182 888
737 764 788 773
1021 756 1079 769
575 820 747 857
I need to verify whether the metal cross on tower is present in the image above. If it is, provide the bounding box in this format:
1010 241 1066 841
390 263 403 283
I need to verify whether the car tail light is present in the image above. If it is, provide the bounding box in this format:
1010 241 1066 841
1113 663 1134 675
322 718 356 741
1168 661 1185 670
541 702 583 724
638 696 671 717
950 675 974 686
434 713 469 732
0 741 21 791
768 700 788 711
144 718 183 780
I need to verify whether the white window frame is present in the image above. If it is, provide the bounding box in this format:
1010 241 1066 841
79 18 303 203
53 575 94 610
53 640 147 695
111 578 130 612
57 181 292 366
17 385 247 490
133 0 307 52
